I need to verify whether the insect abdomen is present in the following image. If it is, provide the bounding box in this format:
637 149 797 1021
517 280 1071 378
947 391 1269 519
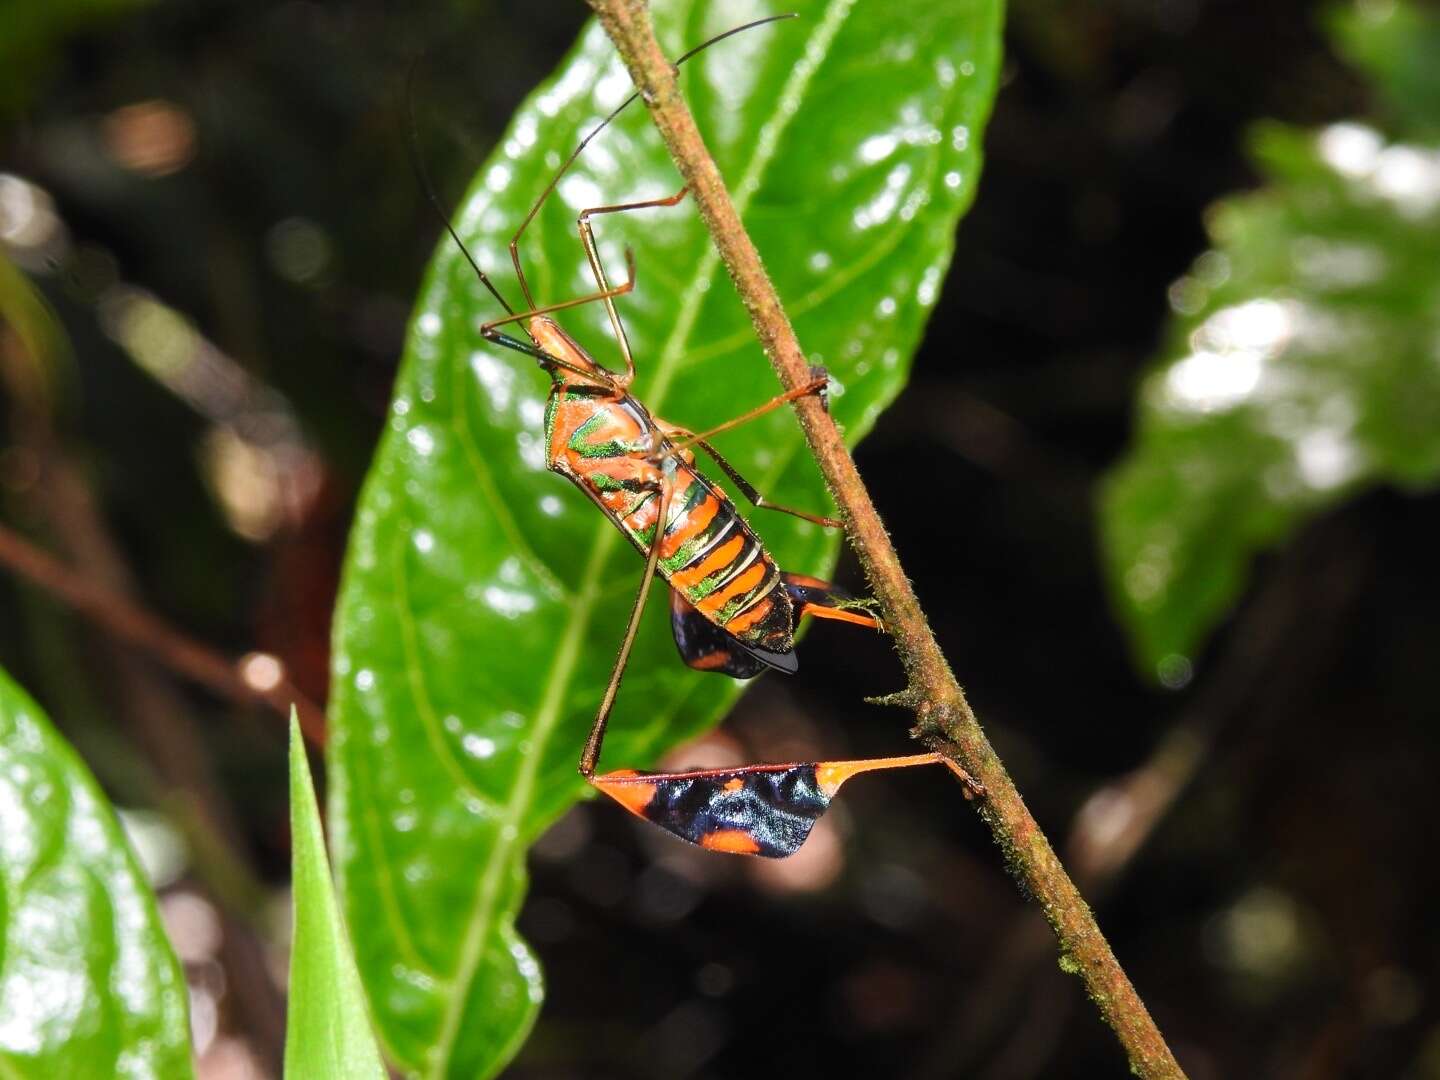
660 474 790 652
547 390 793 654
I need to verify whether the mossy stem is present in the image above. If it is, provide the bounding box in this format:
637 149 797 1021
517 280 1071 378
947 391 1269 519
585 2 1186 1076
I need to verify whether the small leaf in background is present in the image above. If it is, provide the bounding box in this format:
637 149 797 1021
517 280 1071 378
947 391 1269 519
327 0 1003 1075
0 666 193 1079
1328 0 1440 139
1100 3 1440 678
285 711 386 1080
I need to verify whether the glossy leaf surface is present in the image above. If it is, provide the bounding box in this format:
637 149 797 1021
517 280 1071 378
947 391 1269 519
0 666 193 1079
1100 120 1440 675
328 1 1002 1075
285 712 387 1080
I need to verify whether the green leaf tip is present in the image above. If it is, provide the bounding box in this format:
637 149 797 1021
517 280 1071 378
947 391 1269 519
286 708 387 1080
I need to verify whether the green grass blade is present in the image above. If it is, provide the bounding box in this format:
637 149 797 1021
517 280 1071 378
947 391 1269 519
286 711 387 1080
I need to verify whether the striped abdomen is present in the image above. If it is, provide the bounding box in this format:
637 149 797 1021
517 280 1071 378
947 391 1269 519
545 386 794 655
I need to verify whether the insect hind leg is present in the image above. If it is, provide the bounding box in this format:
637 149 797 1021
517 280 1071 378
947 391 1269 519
591 753 981 858
579 474 674 778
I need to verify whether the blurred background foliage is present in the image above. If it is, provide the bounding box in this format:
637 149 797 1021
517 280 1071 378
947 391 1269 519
2 0 1439 1077
1100 1 1440 674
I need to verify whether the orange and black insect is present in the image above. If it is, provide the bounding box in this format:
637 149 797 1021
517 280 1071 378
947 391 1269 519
416 15 976 858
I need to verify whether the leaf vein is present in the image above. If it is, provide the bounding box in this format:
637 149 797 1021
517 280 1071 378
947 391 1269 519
427 529 618 1076
344 675 441 978
392 537 504 812
447 320 571 602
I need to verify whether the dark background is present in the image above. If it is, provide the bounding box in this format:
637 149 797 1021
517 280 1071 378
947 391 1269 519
2 1 1435 1077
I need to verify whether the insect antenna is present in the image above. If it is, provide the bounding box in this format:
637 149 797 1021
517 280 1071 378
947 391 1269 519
508 12 798 308
403 59 516 317
406 13 795 324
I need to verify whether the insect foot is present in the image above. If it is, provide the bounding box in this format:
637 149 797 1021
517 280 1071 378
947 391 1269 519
809 364 832 412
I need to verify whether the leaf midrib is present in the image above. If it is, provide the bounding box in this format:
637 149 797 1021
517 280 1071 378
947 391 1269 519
426 2 856 1072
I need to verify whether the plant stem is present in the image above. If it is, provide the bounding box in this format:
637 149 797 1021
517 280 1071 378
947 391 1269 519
584 2 1185 1075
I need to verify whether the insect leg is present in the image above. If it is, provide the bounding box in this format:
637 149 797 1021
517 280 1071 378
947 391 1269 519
651 371 839 526
663 371 831 456
578 469 676 778
506 16 794 310
781 572 882 632
591 752 983 858
683 437 842 529
578 187 689 386
481 245 638 337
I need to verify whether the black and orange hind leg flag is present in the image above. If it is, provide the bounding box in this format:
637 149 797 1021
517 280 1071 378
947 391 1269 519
591 754 980 858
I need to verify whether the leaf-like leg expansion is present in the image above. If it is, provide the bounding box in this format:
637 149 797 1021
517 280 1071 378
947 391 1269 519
591 752 975 857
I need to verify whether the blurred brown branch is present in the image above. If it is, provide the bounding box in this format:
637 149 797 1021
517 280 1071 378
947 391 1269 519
584 2 1184 1076
0 273 295 1069
0 522 325 745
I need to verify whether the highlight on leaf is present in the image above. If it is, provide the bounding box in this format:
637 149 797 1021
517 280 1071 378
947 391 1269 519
0 666 194 1080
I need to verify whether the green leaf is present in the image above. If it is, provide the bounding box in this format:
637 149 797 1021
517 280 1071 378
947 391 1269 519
285 711 387 1080
1100 120 1440 676
1328 0 1440 140
327 1 1003 1075
0 666 193 1079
